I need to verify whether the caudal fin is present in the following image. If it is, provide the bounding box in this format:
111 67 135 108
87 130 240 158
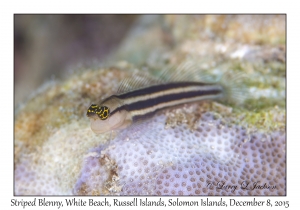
219 71 248 105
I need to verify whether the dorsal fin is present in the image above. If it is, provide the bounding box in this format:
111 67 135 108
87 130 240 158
115 60 247 107
158 60 248 104
158 60 216 83
117 60 221 95
117 71 163 94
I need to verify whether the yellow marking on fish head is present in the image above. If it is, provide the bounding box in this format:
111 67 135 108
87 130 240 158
99 106 110 120
87 104 110 120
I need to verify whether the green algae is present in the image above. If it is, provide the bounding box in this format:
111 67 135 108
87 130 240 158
244 97 285 111
233 106 285 133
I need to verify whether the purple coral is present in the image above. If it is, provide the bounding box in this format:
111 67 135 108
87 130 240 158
74 112 285 195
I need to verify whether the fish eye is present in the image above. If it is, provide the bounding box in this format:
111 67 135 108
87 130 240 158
87 104 110 120
98 106 110 120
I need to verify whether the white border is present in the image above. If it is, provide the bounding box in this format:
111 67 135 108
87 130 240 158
2 0 297 209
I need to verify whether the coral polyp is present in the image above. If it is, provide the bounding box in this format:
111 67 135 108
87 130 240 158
73 111 285 195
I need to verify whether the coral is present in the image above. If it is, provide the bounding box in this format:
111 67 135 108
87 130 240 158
14 15 286 195
73 110 285 195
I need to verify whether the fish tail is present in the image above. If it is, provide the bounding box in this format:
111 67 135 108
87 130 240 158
219 71 248 105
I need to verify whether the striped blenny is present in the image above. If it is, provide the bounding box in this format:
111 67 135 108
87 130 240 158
87 80 228 134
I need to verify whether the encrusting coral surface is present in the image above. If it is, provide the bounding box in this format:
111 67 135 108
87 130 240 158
15 15 285 195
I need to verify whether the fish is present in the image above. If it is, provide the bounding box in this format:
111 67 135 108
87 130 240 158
87 63 246 134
